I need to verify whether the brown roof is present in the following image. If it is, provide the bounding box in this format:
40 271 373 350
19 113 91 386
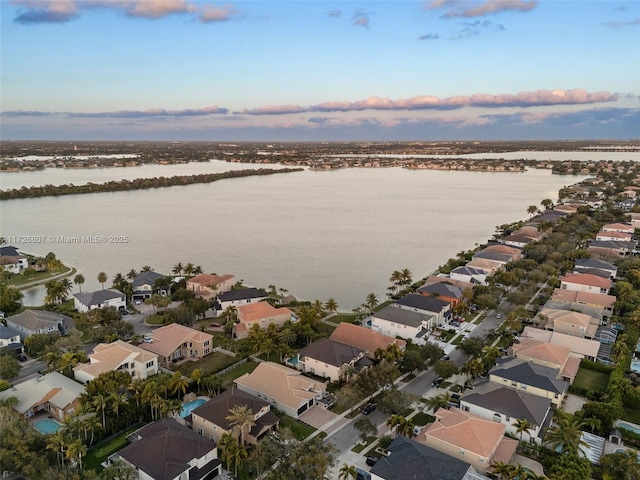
188 273 234 286
329 323 406 354
424 408 506 458
482 245 522 256
551 289 615 309
423 275 474 290
237 302 292 323
139 323 212 357
560 273 612 290
512 339 571 367
235 362 325 410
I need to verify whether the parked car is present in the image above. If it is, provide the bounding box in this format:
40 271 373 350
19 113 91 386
366 456 378 467
361 403 376 415
496 313 502 319
441 355 450 361
431 377 444 387
17 353 27 362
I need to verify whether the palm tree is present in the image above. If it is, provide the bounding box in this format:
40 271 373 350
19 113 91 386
184 262 195 276
141 265 152 272
109 392 129 421
386 414 403 437
365 293 378 312
126 269 138 281
128 378 145 407
541 198 554 210
544 416 587 454
527 205 539 218
389 270 403 294
193 265 204 275
425 393 451 413
584 416 601 434
400 268 413 289
190 368 203 393
512 418 533 443
65 438 87 470
73 273 85 292
490 461 513 480
169 371 190 397
278 327 297 347
226 405 256 446
339 463 357 480
172 263 184 276
47 432 67 467
92 393 109 430
97 272 107 289
324 297 338 314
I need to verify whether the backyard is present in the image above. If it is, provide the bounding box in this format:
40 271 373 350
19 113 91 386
572 367 610 395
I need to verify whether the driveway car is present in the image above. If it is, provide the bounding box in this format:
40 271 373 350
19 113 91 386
361 403 376 415
366 456 378 466
431 377 444 387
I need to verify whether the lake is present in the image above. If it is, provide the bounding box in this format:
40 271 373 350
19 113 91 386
2 163 585 310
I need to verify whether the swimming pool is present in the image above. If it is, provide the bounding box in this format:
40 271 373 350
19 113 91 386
617 421 640 436
34 418 61 434
179 398 207 418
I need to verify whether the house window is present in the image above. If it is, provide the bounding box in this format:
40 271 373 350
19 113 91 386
204 340 210 347
146 361 154 368
197 428 203 435
204 348 210 355
521 385 527 390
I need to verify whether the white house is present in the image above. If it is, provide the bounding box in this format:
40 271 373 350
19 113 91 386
450 266 488 285
74 340 159 383
214 287 269 315
370 305 435 345
559 273 611 295
73 289 126 313
0 246 28 274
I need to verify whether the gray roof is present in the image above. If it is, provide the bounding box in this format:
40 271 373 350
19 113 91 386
451 266 486 276
0 324 22 340
370 436 472 480
299 338 366 368
218 287 268 302
395 294 449 314
416 283 463 299
489 358 568 395
117 418 220 480
6 309 72 333
461 382 552 427
543 300 606 320
132 270 166 288
0 246 22 257
73 288 125 307
373 305 435 328
573 267 613 279
472 250 513 263
589 240 635 249
575 258 616 271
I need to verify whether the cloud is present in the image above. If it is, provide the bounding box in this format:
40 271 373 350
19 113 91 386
451 19 504 38
1 105 228 119
198 4 241 23
352 10 370 28
605 18 640 27
242 89 618 115
425 0 538 18
11 0 241 24
418 33 440 40
12 0 78 24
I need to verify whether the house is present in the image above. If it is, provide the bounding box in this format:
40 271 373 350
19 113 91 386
111 417 221 480
450 266 488 285
214 287 269 315
294 338 371 382
370 305 435 345
520 327 601 361
416 282 464 309
139 323 213 367
0 246 28 274
499 232 537 248
417 408 518 473
559 273 612 295
0 372 84 421
465 258 503 276
573 258 617 280
234 302 293 339
369 436 485 480
471 250 514 267
481 244 523 261
190 387 279 445
73 289 126 313
131 270 170 302
73 340 159 383
596 230 632 242
186 273 235 299
422 275 475 291
601 222 634 234
395 294 451 326
489 358 569 407
459 382 553 444
5 309 73 339
537 308 599 338
588 240 635 257
329 322 406 358
234 362 326 418
551 289 615 315
616 199 636 211
0 325 24 355
510 339 580 383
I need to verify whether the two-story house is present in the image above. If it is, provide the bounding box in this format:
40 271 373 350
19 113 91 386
234 302 293 339
139 323 213 367
74 340 159 383
370 305 435 345
559 273 612 295
395 294 451 326
214 287 268 315
294 338 371 382
187 273 235 300
131 270 170 303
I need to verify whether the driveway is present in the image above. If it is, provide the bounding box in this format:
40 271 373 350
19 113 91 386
299 405 348 435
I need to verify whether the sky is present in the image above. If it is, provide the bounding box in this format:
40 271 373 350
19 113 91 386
1 0 639 141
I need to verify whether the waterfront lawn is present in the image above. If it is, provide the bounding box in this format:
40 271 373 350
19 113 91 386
172 351 238 377
84 424 142 472
10 265 73 287
331 314 358 323
573 368 609 394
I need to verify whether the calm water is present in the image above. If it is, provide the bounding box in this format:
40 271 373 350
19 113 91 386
2 165 583 309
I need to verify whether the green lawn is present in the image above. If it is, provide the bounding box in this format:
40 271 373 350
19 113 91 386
219 360 259 384
351 436 377 453
84 424 143 472
331 314 358 323
172 351 239 376
11 265 74 287
277 415 317 441
411 412 435 426
622 406 640 425
573 368 609 394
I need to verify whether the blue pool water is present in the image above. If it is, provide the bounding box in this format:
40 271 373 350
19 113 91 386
180 398 207 418
618 421 640 436
34 418 61 434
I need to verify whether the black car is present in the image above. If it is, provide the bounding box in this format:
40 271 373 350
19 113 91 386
17 354 27 362
361 403 376 415
366 456 378 466
431 377 443 387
